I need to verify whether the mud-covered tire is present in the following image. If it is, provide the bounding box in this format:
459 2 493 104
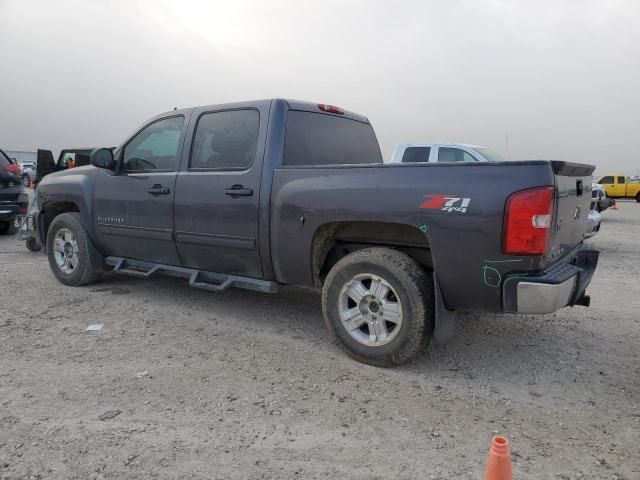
322 247 434 367
46 212 102 286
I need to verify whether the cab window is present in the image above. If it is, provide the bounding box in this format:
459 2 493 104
617 176 625 184
122 116 184 172
437 147 479 163
598 176 614 184
402 147 431 163
190 110 259 170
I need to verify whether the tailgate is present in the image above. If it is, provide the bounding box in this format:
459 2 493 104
0 184 22 202
546 162 595 266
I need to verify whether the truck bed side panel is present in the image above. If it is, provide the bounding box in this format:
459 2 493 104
270 162 556 312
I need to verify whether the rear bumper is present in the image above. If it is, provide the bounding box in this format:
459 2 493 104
0 195 28 221
503 247 599 314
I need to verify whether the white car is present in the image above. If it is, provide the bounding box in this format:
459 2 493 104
390 143 508 164
585 198 602 238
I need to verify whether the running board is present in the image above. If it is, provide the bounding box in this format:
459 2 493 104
105 257 279 294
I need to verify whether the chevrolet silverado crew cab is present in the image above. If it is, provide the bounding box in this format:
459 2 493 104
34 99 599 366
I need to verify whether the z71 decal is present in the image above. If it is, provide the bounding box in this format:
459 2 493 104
420 194 471 213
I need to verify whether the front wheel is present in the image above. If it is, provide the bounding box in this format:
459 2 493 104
322 247 434 367
46 212 101 286
636 192 640 203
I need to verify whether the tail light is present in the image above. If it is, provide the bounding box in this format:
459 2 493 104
318 104 344 114
3 163 21 175
503 186 554 255
18 204 28 213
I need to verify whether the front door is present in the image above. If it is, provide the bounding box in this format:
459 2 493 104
93 115 188 265
597 175 616 197
173 106 266 278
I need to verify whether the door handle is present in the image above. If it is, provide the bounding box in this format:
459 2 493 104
224 185 253 197
147 184 170 195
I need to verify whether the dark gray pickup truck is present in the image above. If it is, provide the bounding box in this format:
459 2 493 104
34 99 599 366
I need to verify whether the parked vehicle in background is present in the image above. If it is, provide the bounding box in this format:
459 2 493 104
35 148 95 184
594 174 640 202
591 184 614 212
34 99 599 366
390 143 508 164
585 196 602 238
20 163 36 187
0 148 28 235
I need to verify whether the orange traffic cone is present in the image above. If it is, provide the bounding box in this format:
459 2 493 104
484 436 513 480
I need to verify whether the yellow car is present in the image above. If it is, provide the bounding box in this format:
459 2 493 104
594 174 640 202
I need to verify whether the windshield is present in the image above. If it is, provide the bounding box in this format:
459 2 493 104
471 147 507 162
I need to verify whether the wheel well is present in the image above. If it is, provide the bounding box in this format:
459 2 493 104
311 221 433 287
40 201 80 242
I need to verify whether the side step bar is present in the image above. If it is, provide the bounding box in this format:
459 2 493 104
105 257 279 294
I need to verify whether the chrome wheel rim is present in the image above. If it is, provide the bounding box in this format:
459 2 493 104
338 273 403 347
52 228 79 274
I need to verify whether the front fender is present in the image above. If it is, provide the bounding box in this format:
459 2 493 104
37 166 100 240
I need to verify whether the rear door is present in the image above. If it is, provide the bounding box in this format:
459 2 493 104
614 175 627 197
173 104 268 278
93 115 188 265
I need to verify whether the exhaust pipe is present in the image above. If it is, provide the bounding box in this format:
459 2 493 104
574 294 590 307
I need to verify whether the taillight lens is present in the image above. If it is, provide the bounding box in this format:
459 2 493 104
3 163 21 175
503 186 554 255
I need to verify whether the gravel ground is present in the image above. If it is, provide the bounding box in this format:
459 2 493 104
1 201 639 480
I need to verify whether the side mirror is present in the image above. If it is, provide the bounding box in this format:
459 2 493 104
90 148 115 170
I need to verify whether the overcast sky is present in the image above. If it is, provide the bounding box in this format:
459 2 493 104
1 0 638 174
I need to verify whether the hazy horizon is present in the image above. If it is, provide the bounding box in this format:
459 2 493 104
1 0 639 175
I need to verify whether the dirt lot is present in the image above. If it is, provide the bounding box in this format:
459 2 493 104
1 202 639 480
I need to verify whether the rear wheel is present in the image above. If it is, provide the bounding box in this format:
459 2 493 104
0 221 18 235
46 212 101 286
635 192 640 203
322 247 434 367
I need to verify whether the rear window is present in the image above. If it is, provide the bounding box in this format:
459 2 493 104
283 111 382 166
402 147 431 163
0 150 11 167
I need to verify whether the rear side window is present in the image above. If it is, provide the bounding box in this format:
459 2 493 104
283 111 382 166
437 147 478 163
402 147 431 163
599 176 614 184
617 176 625 184
0 150 10 167
190 109 259 170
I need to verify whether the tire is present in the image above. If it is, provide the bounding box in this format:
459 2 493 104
26 236 41 252
636 192 640 203
322 247 434 367
46 212 102 286
0 221 18 235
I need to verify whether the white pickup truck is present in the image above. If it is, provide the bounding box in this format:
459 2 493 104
390 143 507 164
